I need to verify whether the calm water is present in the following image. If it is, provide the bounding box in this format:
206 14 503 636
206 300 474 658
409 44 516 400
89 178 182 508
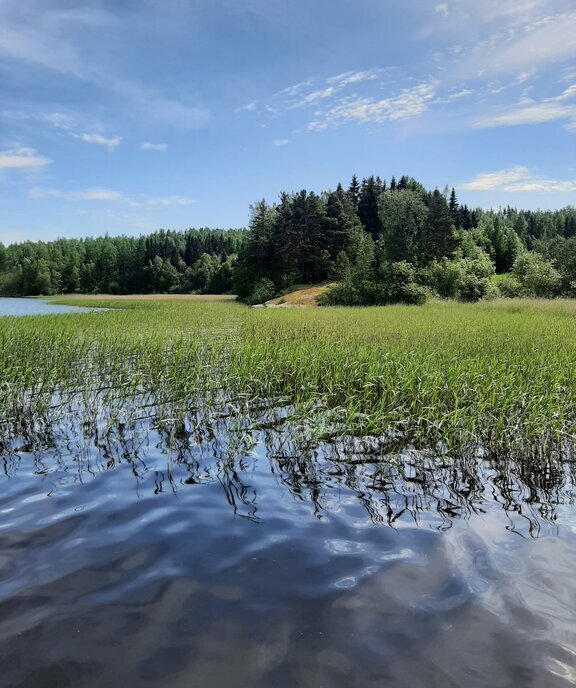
1 415 576 687
0 298 96 316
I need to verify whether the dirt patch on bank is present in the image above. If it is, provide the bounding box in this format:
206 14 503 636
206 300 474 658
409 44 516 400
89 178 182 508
265 285 329 308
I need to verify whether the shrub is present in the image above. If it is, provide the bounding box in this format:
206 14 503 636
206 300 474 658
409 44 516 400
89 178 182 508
456 252 495 302
245 278 276 306
497 274 524 298
512 252 561 298
422 259 463 298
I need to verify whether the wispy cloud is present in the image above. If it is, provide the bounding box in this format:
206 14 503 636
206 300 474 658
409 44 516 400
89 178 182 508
0 2 209 129
0 147 50 170
145 196 194 207
139 142 168 152
460 166 576 193
30 187 124 202
78 133 121 151
434 3 450 18
287 69 385 108
11 111 123 150
442 4 576 82
326 70 383 88
308 82 437 131
236 102 257 113
477 102 576 128
275 80 314 99
297 87 337 106
476 84 576 131
273 139 290 146
29 187 194 206
72 188 125 202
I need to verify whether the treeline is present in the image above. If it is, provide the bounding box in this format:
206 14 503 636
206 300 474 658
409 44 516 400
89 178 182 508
0 228 247 296
2 175 576 304
233 175 576 305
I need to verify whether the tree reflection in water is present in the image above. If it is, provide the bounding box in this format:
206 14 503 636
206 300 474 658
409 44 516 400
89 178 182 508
1 398 574 538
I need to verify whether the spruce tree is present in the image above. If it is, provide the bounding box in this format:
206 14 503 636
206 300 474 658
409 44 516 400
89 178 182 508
358 176 383 240
347 175 360 210
422 190 457 263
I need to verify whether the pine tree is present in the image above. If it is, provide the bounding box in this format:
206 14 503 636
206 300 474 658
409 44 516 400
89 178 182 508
347 175 360 210
422 190 457 262
449 188 459 226
358 176 383 240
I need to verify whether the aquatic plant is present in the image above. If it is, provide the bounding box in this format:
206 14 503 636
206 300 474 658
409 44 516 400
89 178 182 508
1 296 576 463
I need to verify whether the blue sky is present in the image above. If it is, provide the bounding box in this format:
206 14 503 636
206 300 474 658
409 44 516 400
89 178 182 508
0 0 575 244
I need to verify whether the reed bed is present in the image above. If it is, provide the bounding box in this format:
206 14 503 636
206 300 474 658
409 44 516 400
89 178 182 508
1 296 576 459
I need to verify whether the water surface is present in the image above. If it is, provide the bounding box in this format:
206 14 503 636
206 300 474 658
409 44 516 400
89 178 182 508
0 297 96 316
1 412 576 688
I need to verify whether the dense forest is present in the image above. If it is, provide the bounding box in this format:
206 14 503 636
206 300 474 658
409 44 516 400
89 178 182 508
1 174 575 304
0 229 246 296
234 175 576 305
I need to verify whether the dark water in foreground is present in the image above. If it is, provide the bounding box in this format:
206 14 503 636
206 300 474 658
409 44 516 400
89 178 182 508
1 421 576 687
0 298 96 316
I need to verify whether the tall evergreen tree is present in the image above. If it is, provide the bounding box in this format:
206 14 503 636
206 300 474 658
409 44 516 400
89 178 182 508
358 176 383 240
449 188 459 226
347 175 361 210
421 190 457 262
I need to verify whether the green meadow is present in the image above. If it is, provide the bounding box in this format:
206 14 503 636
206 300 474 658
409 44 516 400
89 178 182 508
2 296 575 458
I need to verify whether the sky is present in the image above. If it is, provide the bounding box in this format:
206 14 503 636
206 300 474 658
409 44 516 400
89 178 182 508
0 0 575 244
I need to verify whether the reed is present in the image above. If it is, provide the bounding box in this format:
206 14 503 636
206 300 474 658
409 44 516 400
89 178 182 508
1 296 575 458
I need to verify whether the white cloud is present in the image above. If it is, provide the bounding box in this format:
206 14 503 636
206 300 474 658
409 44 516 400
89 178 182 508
475 83 576 130
460 166 576 193
286 69 386 109
145 196 194 207
447 88 473 100
561 69 576 83
29 187 195 207
308 82 437 130
0 4 210 129
326 69 383 87
78 133 121 151
0 147 50 170
298 87 337 105
237 102 257 112
477 102 575 127
435 3 450 18
273 139 290 146
29 187 124 202
139 142 168 151
275 80 314 99
556 84 576 101
43 112 76 131
72 189 125 202
453 8 576 80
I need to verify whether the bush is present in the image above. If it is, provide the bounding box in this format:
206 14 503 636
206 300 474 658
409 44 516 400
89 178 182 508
456 252 495 302
512 252 561 298
458 273 487 302
422 259 463 298
497 274 524 298
321 261 429 307
245 278 276 306
397 281 429 305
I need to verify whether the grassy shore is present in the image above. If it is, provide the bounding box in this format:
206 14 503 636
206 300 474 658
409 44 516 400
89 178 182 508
1 296 575 458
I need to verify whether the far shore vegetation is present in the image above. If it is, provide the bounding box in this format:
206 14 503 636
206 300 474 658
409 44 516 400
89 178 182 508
0 174 575 307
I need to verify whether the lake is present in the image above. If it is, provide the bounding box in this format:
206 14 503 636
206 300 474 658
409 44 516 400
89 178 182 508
0 297 97 316
2 298 576 687
1 417 575 688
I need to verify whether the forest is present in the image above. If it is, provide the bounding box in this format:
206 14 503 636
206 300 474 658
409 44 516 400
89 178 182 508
1 174 575 305
0 228 246 296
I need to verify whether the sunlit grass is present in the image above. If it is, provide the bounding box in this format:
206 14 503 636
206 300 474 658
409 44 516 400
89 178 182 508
1 296 576 458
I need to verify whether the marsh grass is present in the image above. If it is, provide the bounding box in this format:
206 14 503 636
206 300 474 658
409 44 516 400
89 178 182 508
1 296 576 462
